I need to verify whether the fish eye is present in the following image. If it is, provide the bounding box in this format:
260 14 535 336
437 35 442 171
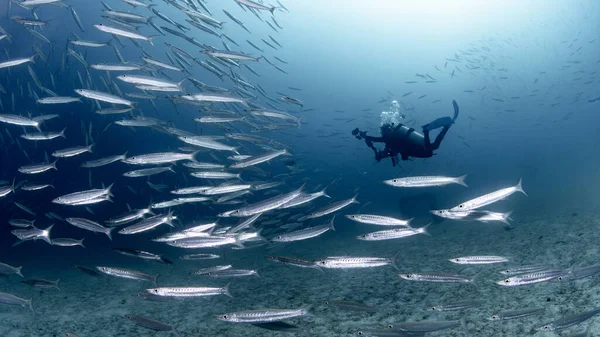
459 205 463 208
222 315 228 319
153 289 158 293
491 315 498 320
357 331 363 335
504 279 510 283
387 324 393 329
455 259 460 262
319 261 326 265
324 301 329 305
393 179 397 182
361 235 367 238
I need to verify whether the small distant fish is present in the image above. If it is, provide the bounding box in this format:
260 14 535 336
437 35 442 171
325 300 378 312
125 315 174 332
536 308 600 332
427 300 484 312
489 307 545 321
496 269 568 286
449 256 509 265
388 320 464 333
21 278 60 291
399 272 474 283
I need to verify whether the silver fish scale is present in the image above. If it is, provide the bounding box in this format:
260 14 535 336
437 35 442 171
219 308 307 323
193 265 232 275
497 269 569 286
53 187 111 205
125 152 192 165
428 300 483 311
450 255 509 264
81 154 126 168
346 214 410 226
147 286 226 297
359 228 422 240
119 214 173 234
106 209 149 225
169 236 235 248
318 257 393 269
499 264 553 275
202 185 251 195
229 149 287 169
96 267 155 284
302 195 357 220
206 269 257 277
400 272 473 283
223 186 303 217
66 218 109 233
272 223 332 242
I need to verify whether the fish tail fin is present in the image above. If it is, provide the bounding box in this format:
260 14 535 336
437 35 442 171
456 174 468 187
328 215 336 231
270 6 277 14
105 228 113 241
54 279 61 291
177 77 188 91
223 281 233 298
27 298 34 313
152 274 158 287
320 185 331 198
51 160 58 170
87 143 94 153
16 266 23 278
29 54 37 64
352 193 360 204
79 238 85 248
148 36 154 46
42 224 54 245
390 251 401 271
420 223 433 237
189 151 200 163
515 178 527 196
59 127 66 139
502 211 513 225
105 182 115 197
301 304 313 317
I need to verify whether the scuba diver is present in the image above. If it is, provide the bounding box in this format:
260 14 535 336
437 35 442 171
352 100 459 166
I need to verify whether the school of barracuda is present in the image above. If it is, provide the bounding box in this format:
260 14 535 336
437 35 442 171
0 0 598 336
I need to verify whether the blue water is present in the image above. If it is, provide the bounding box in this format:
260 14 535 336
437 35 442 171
0 0 599 336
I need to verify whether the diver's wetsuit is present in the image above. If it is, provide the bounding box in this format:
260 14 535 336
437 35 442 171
352 100 459 166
